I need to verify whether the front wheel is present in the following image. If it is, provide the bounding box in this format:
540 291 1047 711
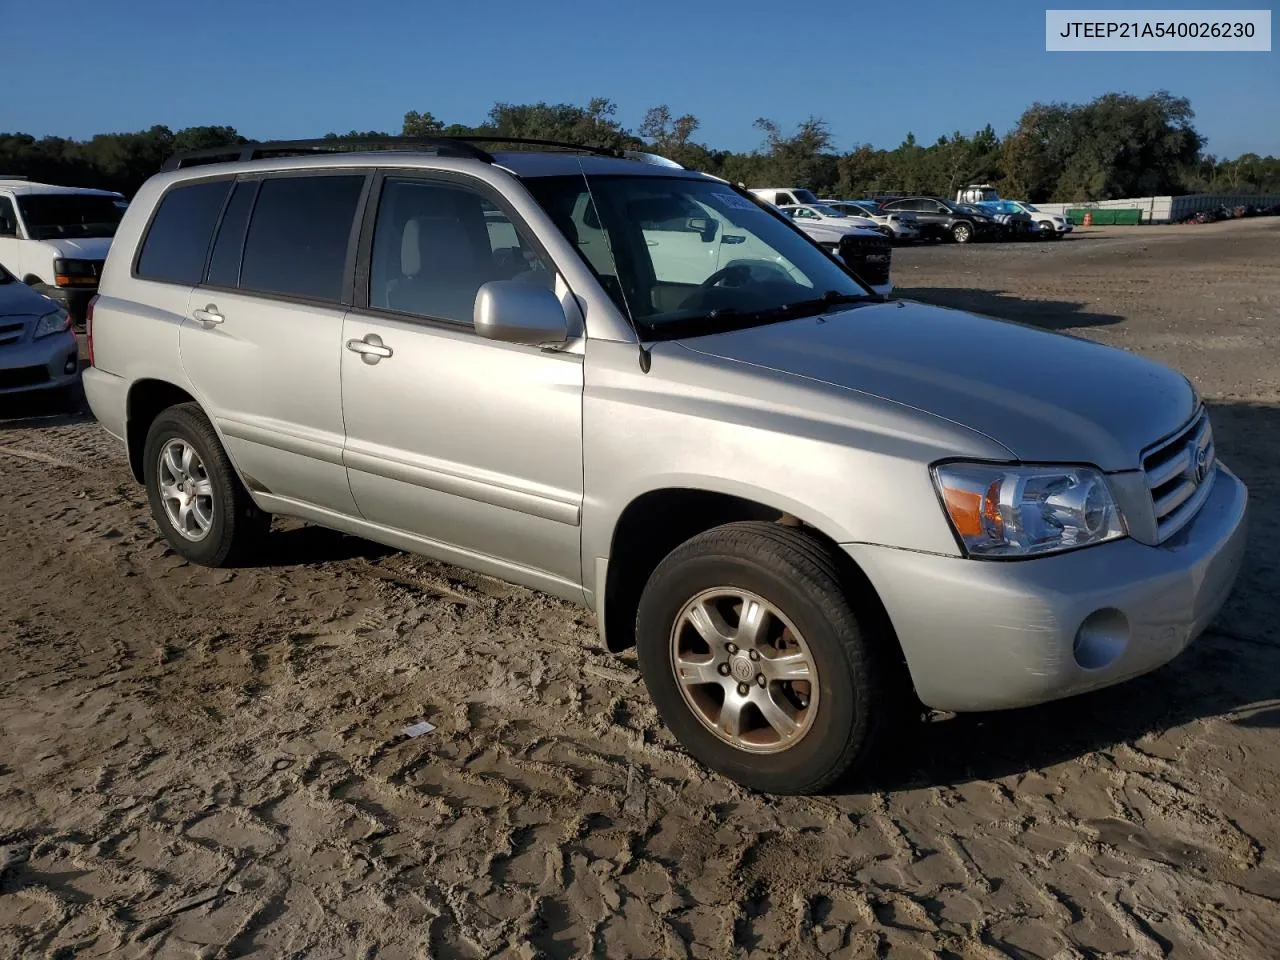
1039 221 1060 240
952 221 974 244
636 522 903 794
143 403 269 566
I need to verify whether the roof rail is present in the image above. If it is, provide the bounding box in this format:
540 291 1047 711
161 136 496 171
161 135 634 172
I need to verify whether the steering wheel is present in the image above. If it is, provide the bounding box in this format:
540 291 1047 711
700 263 752 288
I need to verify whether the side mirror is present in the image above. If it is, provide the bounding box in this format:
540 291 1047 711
474 280 569 346
687 217 718 242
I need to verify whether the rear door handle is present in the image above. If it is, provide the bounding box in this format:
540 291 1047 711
192 304 224 325
346 334 393 364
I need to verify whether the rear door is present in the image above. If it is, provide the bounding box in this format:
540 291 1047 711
179 170 369 515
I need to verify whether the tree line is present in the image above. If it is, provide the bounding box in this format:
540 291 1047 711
3 91 1277 202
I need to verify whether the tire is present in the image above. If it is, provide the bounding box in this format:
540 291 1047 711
143 402 269 566
952 221 974 244
635 521 904 794
1039 221 1059 240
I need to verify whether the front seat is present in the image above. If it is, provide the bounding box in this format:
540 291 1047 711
387 214 488 322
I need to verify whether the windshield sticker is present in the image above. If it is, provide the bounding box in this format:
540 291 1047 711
711 191 758 211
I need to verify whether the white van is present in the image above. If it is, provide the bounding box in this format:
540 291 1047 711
0 179 127 323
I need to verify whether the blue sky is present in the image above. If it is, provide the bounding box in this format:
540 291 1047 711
10 0 1277 157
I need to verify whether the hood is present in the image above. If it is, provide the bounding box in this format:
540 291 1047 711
39 236 113 259
676 300 1195 471
0 276 61 318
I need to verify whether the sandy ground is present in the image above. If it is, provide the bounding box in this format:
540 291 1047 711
1 218 1279 959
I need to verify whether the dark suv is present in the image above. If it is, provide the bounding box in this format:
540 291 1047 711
878 197 1000 244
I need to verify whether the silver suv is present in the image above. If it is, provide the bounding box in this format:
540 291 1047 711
83 138 1248 795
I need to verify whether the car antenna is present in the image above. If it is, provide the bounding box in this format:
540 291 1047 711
638 342 652 373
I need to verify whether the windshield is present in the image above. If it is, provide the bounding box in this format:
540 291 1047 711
1020 202 1039 212
16 193 124 240
811 204 845 218
792 188 820 204
524 174 874 339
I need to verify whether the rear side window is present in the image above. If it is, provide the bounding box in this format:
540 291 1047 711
238 175 365 302
135 180 232 284
205 180 258 288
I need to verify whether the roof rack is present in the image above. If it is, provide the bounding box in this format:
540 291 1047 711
160 135 631 172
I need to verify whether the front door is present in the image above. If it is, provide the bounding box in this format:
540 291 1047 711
340 174 585 596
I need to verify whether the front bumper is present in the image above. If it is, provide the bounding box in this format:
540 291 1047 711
34 283 97 326
0 328 81 395
845 464 1248 712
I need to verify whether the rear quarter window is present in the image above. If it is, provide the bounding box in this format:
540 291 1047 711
135 180 232 284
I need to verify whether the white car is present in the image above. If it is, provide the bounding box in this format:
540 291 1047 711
1006 201 1073 239
821 199 921 242
0 179 126 324
775 205 893 296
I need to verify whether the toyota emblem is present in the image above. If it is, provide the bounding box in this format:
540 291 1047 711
1192 446 1209 484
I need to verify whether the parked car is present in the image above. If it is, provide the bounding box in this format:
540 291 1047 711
84 137 1247 796
748 186 823 207
0 260 80 403
0 179 127 325
821 199 921 243
879 196 1001 243
954 185 1073 240
1002 201 1073 239
957 202 1034 241
775 204 894 296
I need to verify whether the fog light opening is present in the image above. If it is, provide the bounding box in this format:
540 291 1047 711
64 355 79 375
1073 608 1130 671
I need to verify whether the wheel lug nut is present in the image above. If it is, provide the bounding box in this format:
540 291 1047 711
737 683 750 696
757 674 766 687
718 663 731 676
748 649 760 661
726 643 738 654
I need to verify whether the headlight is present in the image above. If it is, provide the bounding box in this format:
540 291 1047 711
33 308 71 339
933 463 1126 558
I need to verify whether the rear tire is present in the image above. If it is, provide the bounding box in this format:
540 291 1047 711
636 521 904 794
143 403 269 567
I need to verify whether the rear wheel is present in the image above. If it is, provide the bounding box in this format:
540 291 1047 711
952 221 974 244
636 521 904 794
143 403 269 566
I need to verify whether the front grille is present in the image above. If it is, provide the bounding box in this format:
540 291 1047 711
838 234 892 286
1143 407 1216 541
0 321 25 347
0 365 50 389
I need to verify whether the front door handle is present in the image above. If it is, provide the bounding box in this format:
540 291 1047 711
346 333 393 364
191 304 224 325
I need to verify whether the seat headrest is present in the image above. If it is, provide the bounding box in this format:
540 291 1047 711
401 215 476 278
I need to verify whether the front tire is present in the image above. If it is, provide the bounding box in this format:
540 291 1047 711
1039 221 1060 240
143 403 269 566
952 221 974 244
636 522 901 794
